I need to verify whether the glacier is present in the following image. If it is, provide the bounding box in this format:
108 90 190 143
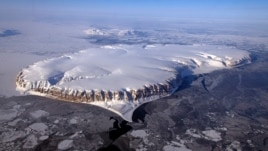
16 44 251 121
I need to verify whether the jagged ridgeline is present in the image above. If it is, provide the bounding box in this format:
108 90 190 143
16 44 251 121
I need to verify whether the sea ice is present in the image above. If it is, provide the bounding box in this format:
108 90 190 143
163 145 192 151
202 130 222 142
30 110 49 119
0 109 18 121
28 123 48 133
130 130 148 138
57 140 73 150
186 129 222 142
23 134 38 149
0 130 26 143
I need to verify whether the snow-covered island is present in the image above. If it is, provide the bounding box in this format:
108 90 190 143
16 44 251 121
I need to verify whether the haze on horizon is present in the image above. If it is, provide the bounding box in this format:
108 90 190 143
1 0 268 22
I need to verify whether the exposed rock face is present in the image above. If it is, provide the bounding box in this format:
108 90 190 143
16 72 181 103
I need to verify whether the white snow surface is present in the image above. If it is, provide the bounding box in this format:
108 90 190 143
17 44 250 121
84 28 145 37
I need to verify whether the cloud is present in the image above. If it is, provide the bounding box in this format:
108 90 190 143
0 30 20 37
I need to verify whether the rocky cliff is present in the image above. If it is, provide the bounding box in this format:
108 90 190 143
16 71 181 103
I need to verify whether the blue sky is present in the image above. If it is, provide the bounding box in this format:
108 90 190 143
1 0 268 20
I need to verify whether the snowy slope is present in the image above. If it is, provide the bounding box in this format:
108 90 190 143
84 28 147 37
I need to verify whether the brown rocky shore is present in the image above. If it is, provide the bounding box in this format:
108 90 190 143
16 71 181 103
